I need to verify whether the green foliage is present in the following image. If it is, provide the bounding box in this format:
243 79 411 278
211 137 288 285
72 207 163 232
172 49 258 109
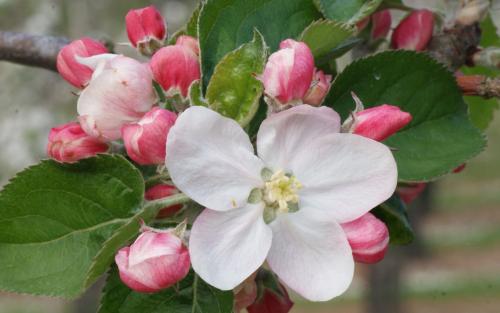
327 51 486 181
206 31 267 126
198 0 321 87
98 268 234 313
189 80 209 107
313 0 383 23
0 155 145 298
372 194 413 245
299 19 355 59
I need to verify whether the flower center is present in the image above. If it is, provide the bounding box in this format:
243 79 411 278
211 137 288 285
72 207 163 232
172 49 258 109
248 168 302 224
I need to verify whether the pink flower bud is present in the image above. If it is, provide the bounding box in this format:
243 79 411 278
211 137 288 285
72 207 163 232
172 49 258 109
397 183 426 204
302 69 331 106
115 230 190 293
352 105 412 141
261 39 314 105
145 184 184 218
391 9 434 51
47 122 108 163
247 282 293 313
150 45 200 98
371 10 392 40
56 37 108 88
77 54 156 141
233 275 258 313
341 213 389 264
175 35 200 56
125 5 166 55
121 107 176 165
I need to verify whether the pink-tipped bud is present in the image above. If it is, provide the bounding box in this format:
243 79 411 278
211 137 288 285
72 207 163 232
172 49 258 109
77 54 156 141
125 5 166 55
371 10 392 40
341 213 389 264
175 35 200 56
261 39 314 106
247 282 293 313
145 184 184 218
391 9 434 51
150 45 200 98
115 230 190 293
47 122 108 163
302 69 332 106
56 37 108 88
352 105 412 141
121 107 176 165
397 183 427 204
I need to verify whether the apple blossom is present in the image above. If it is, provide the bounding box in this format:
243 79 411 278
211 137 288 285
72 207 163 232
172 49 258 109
261 39 314 107
150 44 200 98
56 37 108 88
125 5 166 55
121 107 177 165
77 54 156 141
391 9 434 51
115 229 190 293
175 35 200 56
145 184 184 218
233 274 258 313
166 105 397 301
302 69 331 106
47 121 108 163
341 213 390 264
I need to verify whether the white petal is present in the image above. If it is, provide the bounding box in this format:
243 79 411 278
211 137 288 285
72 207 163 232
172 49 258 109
267 210 354 301
189 203 272 290
257 105 340 171
166 106 264 211
292 133 397 223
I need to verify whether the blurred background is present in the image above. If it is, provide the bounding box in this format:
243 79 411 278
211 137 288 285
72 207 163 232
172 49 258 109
0 1 499 312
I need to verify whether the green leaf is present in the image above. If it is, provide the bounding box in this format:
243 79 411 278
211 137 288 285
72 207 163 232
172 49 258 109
186 2 202 37
372 194 413 245
313 0 383 24
98 268 233 313
199 0 321 87
327 51 486 181
189 80 209 107
0 155 145 298
206 31 267 126
299 19 355 59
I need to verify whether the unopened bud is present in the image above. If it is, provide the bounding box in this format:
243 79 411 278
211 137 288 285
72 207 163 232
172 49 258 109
261 39 314 107
150 45 200 98
233 273 258 313
302 69 331 106
397 182 426 204
391 9 434 51
56 37 108 88
175 35 200 56
115 229 190 293
341 213 389 264
121 107 176 165
371 10 392 40
47 122 108 163
126 5 166 56
247 281 293 313
145 184 184 218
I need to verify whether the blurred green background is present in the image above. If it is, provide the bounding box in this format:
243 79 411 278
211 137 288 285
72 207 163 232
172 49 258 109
0 1 499 312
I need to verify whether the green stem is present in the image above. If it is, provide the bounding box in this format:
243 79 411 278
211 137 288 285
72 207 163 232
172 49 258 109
143 193 191 217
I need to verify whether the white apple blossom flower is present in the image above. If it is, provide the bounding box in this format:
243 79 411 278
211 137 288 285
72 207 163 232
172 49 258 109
165 105 397 301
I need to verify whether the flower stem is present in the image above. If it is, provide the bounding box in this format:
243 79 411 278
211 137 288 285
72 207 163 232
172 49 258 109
143 193 191 216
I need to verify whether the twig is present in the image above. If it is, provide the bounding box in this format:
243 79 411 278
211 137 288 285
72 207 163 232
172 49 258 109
456 75 500 98
0 31 70 71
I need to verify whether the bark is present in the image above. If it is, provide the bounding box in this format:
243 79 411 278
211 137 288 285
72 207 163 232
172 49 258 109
0 31 70 71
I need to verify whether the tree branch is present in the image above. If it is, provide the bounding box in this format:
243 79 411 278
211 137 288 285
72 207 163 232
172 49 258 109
456 75 500 98
0 31 70 71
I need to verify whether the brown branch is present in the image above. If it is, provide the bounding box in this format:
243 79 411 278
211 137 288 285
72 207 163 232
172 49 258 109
456 75 500 98
0 31 71 71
